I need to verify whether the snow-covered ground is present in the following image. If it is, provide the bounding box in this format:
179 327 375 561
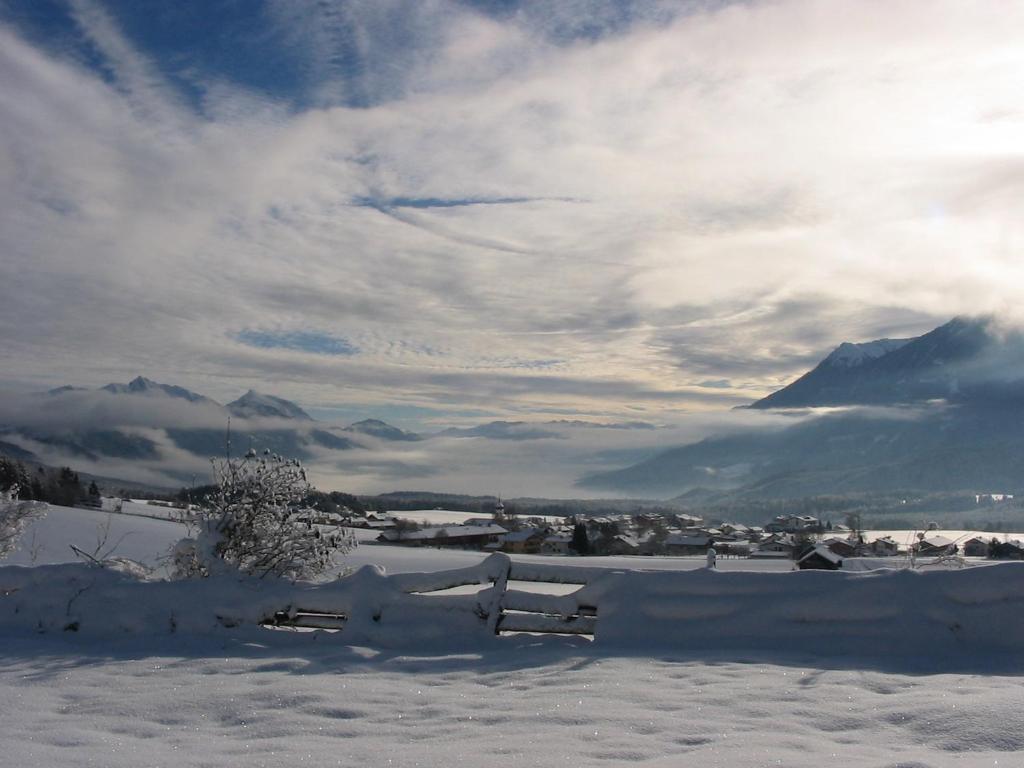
4 505 1024 767
4 504 187 575
3 631 1022 768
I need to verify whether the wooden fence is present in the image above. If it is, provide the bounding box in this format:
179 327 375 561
265 555 607 637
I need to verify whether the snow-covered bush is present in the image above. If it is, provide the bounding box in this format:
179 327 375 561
0 485 46 559
174 451 352 580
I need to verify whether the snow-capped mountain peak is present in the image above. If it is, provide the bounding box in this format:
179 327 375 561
750 316 1003 409
226 390 312 420
344 419 420 441
823 338 912 369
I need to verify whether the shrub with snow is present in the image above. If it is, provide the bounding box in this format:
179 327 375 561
174 451 352 580
0 485 46 560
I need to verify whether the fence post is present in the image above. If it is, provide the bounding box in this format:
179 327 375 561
485 556 511 634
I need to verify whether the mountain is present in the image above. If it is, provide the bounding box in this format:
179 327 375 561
226 390 312 420
579 403 1024 498
101 375 214 404
1 379 355 471
750 316 1014 409
44 385 89 396
582 316 1024 499
345 419 420 441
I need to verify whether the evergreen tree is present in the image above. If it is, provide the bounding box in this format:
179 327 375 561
0 458 31 499
570 523 590 555
51 467 84 507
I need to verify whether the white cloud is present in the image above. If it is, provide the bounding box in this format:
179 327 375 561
1 0 1023 428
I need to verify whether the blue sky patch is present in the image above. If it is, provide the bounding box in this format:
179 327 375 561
237 329 358 356
354 196 539 210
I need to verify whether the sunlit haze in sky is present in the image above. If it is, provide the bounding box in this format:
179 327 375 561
2 0 1023 436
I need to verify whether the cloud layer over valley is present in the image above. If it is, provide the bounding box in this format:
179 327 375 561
2 1 1024 497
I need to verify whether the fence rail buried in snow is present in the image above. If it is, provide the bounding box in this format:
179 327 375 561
268 555 601 636
5 554 1024 657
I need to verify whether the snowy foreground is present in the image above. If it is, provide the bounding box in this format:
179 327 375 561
3 506 1024 767
3 631 1023 767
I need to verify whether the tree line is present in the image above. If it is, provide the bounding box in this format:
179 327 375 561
0 457 99 507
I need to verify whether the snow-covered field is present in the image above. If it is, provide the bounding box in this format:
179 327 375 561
3 631 1023 767
4 504 187 576
3 505 1024 767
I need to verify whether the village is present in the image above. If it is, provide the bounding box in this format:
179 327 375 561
341 502 1024 569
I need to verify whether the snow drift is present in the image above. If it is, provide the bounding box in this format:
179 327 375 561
579 565 1024 657
2 554 1023 660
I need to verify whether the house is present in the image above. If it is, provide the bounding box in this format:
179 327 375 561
670 513 704 528
718 523 749 538
378 524 506 548
989 540 1024 560
821 537 857 558
797 544 843 570
869 536 900 557
961 537 990 558
752 533 797 558
914 535 956 557
635 530 666 555
745 526 765 542
541 534 572 555
603 534 640 556
663 534 712 556
361 518 398 530
500 528 547 555
765 514 821 534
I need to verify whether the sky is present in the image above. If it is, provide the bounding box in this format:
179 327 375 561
2 0 1024 436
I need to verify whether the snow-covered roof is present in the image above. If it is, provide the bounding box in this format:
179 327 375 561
362 519 396 529
762 533 796 545
919 535 955 548
821 536 856 547
676 514 703 524
798 545 843 565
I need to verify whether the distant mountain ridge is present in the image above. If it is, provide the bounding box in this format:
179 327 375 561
345 419 420 441
4 376 421 469
582 316 1024 499
101 376 214 404
750 316 1014 409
